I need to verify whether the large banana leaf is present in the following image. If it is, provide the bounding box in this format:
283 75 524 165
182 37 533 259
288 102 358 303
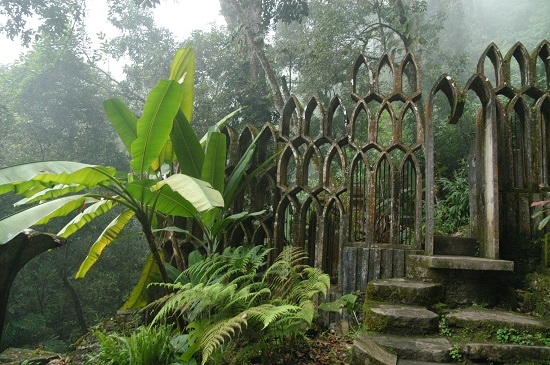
130 80 183 175
153 174 224 213
224 148 255 207
103 98 138 154
125 180 198 218
57 199 117 238
151 139 174 173
201 128 226 195
14 184 86 206
75 208 135 278
0 161 113 195
169 47 194 121
32 165 116 188
0 195 91 244
171 110 204 179
121 253 162 309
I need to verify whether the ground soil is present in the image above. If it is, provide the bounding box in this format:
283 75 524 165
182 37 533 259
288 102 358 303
268 331 354 365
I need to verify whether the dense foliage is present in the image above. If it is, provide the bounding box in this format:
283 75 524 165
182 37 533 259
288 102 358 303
0 0 548 354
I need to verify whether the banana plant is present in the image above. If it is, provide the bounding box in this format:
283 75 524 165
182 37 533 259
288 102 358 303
0 48 224 285
0 47 271 309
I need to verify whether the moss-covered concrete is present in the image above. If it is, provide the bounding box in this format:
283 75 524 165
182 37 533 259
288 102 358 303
522 270 550 318
366 278 443 307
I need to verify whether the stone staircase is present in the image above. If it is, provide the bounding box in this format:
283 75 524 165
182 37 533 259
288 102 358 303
351 237 550 365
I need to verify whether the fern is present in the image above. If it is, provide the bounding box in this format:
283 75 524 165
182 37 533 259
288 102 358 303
199 314 248 364
151 244 331 364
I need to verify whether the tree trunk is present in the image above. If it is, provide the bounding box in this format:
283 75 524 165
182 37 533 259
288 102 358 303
220 0 286 115
0 231 65 344
61 273 87 334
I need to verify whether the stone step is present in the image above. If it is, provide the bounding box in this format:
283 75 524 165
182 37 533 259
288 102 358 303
463 342 550 364
446 307 549 334
433 235 479 256
397 360 455 365
366 278 443 306
364 303 439 335
369 334 453 363
0 348 61 364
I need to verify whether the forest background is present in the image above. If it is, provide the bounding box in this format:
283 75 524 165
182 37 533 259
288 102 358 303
0 0 548 352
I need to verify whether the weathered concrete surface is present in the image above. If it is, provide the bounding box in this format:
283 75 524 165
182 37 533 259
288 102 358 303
408 255 514 271
397 360 455 365
433 236 479 256
366 278 442 306
463 343 550 364
364 304 439 335
351 333 397 365
0 348 60 364
368 335 452 363
406 255 515 306
446 307 549 333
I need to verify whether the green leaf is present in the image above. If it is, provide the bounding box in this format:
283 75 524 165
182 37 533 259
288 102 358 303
33 165 116 188
153 174 224 213
0 161 114 195
201 129 226 194
125 180 198 218
209 211 265 239
199 107 245 146
76 208 135 278
224 148 254 207
169 47 195 121
317 301 343 313
57 199 116 238
131 80 184 175
188 250 204 267
0 195 88 244
14 184 87 206
121 253 163 309
103 98 138 154
164 262 182 282
152 226 190 234
171 110 204 179
538 215 550 230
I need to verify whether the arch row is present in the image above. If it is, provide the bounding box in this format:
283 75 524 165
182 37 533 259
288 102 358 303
176 41 549 292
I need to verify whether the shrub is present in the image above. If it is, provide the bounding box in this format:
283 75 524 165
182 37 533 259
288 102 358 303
87 325 178 365
434 164 470 235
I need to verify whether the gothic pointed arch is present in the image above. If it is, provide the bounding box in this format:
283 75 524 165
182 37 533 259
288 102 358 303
398 52 421 100
462 73 500 259
351 53 373 101
375 53 397 97
425 74 465 254
281 95 303 141
321 196 344 284
304 96 326 140
477 42 504 90
327 95 349 140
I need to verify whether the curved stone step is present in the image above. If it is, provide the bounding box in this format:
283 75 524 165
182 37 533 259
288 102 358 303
366 278 443 306
446 307 549 333
364 303 439 335
463 342 550 364
369 334 452 363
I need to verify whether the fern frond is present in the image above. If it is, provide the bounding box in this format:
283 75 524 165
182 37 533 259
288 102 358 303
200 314 248 365
246 303 301 329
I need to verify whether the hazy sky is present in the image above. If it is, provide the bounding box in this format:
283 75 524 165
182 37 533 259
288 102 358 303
0 0 225 64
